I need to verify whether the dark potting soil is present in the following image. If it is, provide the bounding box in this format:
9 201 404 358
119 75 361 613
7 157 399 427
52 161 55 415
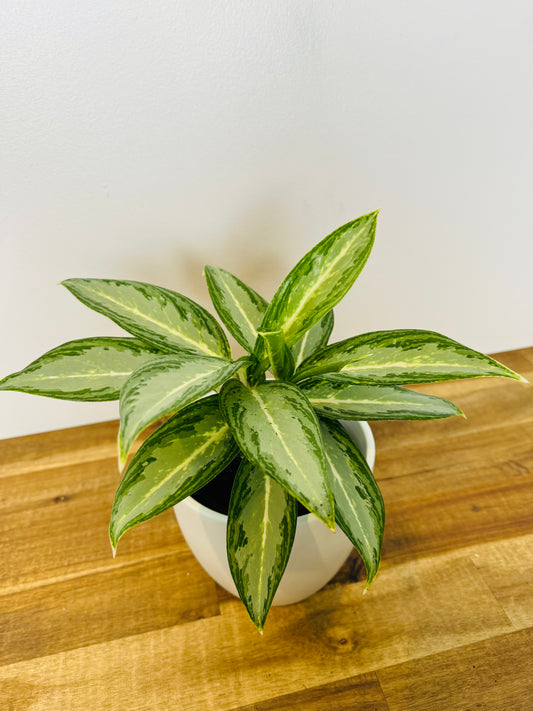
191 456 308 517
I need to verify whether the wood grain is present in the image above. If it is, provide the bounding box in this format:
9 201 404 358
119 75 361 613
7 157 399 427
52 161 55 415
0 347 532 710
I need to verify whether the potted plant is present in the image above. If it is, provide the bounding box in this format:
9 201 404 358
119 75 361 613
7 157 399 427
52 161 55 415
0 210 524 631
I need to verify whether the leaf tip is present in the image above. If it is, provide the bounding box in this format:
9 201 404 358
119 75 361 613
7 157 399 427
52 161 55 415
109 532 118 558
326 516 336 532
118 447 128 472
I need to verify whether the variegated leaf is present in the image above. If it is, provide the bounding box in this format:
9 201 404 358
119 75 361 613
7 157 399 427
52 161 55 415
204 265 268 352
62 278 231 358
219 379 334 527
118 354 249 466
257 330 295 380
110 395 237 551
0 338 161 401
295 329 525 384
258 212 377 347
320 419 384 584
291 310 334 369
301 377 463 420
227 459 297 631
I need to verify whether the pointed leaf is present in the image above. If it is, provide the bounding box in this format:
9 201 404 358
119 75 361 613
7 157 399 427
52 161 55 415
0 338 161 401
205 265 268 352
295 329 525 384
220 379 334 527
110 395 237 550
227 459 297 631
320 419 384 584
301 377 463 420
291 310 334 369
119 354 249 466
62 278 230 358
259 211 377 347
257 330 295 380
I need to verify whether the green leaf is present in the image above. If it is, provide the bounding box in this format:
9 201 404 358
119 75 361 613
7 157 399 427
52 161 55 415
119 354 249 466
301 377 463 420
319 419 384 584
219 379 334 527
295 329 525 384
227 459 297 632
62 278 231 358
204 265 268 352
259 211 377 347
0 338 161 401
257 330 295 380
110 395 237 551
291 310 334 369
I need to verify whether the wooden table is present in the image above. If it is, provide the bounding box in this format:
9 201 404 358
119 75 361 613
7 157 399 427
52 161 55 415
1 348 532 710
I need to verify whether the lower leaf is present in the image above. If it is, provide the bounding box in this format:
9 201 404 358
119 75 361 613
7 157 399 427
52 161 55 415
320 419 384 584
110 395 237 551
227 460 297 632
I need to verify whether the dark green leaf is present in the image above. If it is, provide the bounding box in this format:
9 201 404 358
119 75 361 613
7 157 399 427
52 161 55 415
257 330 295 380
320 419 384 584
227 459 297 631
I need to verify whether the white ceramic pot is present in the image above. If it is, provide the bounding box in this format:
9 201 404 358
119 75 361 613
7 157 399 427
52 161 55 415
173 420 375 605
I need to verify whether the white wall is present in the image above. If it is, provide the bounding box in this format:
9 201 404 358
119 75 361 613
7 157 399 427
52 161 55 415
1 1 532 439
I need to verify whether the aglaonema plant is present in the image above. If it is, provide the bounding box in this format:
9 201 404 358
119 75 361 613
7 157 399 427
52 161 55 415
0 210 525 631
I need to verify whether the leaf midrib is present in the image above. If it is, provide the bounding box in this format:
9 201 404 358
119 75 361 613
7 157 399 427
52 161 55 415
14 371 134 381
308 395 436 409
342 360 498 372
221 274 261 342
250 388 318 497
277 235 360 334
257 476 271 604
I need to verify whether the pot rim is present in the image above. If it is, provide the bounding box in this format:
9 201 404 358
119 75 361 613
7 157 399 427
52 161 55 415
178 420 375 524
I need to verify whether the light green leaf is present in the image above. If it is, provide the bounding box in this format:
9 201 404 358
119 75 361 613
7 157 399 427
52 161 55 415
257 330 295 380
219 379 334 527
259 211 377 347
320 419 384 584
291 310 334 369
204 265 268 352
0 338 161 401
295 329 525 384
62 278 231 358
227 459 297 632
301 377 463 420
110 395 237 551
119 354 249 466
